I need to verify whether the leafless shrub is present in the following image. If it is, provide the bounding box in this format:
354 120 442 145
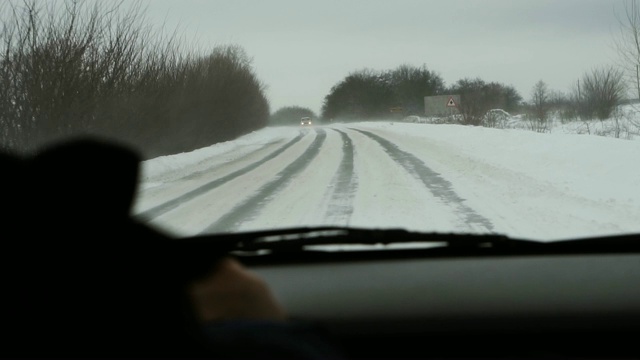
580 66 626 120
482 109 510 128
0 0 268 157
613 0 640 100
526 80 550 133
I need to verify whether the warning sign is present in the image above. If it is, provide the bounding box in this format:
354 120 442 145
424 95 460 116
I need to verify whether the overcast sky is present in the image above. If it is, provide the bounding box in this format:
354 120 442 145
141 0 624 115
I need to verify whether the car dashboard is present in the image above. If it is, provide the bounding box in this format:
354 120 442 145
241 250 640 358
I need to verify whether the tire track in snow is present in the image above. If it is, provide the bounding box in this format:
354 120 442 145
201 128 328 234
178 139 286 182
352 128 493 232
322 129 357 225
137 131 306 220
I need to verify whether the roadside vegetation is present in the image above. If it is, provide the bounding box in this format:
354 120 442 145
320 1 640 141
3 0 640 159
321 65 444 121
321 62 639 140
0 0 268 158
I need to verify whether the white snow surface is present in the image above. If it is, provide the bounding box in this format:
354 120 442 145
134 121 640 242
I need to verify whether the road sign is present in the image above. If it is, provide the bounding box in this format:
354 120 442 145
446 96 457 107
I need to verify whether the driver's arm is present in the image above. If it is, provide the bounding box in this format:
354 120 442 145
188 257 345 358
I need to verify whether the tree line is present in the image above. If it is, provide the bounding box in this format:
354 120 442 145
319 64 522 126
319 1 640 131
321 65 444 121
0 1 269 158
319 64 632 130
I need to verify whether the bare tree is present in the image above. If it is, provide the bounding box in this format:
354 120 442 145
613 0 640 100
528 80 550 132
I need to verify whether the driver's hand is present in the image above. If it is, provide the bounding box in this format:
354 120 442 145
188 257 287 323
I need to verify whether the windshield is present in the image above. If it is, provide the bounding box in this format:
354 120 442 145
2 0 640 243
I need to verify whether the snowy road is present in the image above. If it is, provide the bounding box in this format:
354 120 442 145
133 122 640 241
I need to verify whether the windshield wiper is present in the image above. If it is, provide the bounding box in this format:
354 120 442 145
174 227 640 279
230 227 528 252
181 226 638 254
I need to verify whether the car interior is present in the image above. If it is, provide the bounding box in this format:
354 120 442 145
1 139 638 358
3 1 639 358
208 227 640 359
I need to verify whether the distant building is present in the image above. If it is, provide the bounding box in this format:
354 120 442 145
424 95 461 117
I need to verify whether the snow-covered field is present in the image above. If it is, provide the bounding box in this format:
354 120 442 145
411 104 640 141
133 119 640 242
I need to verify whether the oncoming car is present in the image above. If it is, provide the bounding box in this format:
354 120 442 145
300 117 312 126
